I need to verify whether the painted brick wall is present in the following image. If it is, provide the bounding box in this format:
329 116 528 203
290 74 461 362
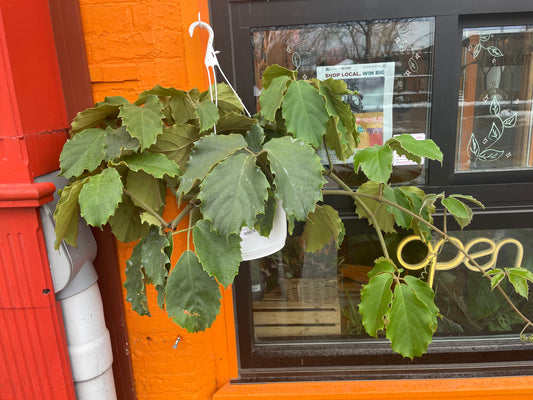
78 1 237 399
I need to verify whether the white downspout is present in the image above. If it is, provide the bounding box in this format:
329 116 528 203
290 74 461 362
37 172 117 400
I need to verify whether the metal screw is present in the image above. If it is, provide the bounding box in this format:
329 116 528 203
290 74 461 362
173 336 182 349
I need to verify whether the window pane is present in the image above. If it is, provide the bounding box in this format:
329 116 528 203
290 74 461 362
251 18 434 186
252 227 533 342
456 25 533 171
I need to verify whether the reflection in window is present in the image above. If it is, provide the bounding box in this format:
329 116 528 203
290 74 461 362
251 18 434 186
457 25 533 171
252 227 533 342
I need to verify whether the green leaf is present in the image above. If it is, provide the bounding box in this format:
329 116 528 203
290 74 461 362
79 167 124 227
387 134 443 164
264 136 326 221
488 269 506 291
368 257 396 279
262 64 294 89
166 251 222 332
507 267 533 298
401 186 433 241
254 192 276 236
449 194 484 209
59 128 106 179
53 179 87 248
404 275 439 330
209 83 244 113
149 124 200 169
135 85 186 105
192 219 242 287
259 75 291 121
179 133 248 196
140 227 171 287
359 271 394 337
382 187 413 229
195 100 220 133
387 283 435 359
442 197 472 229
353 145 393 184
108 194 150 243
282 80 330 147
71 103 120 134
104 126 139 161
117 151 181 179
323 116 357 162
302 205 345 253
124 243 150 316
119 94 164 150
96 96 129 107
355 182 396 233
126 170 165 211
245 124 265 153
214 112 256 133
198 152 269 236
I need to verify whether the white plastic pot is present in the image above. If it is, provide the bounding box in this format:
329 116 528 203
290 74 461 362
240 200 287 261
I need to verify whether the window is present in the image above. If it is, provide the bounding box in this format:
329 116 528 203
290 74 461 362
210 0 533 381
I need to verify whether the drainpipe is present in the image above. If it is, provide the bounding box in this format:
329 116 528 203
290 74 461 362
37 172 117 400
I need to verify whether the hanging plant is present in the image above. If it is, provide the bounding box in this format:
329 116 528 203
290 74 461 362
54 64 533 359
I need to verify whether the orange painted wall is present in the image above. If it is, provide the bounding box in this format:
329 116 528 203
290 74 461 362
77 1 533 399
78 1 237 399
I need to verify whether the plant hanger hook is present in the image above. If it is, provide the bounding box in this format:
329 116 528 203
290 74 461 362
189 13 251 117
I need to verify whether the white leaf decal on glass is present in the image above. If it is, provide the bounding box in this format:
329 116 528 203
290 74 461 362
478 148 504 161
490 96 500 116
468 133 480 157
487 46 503 57
480 34 491 42
488 122 502 141
473 43 481 59
503 113 518 128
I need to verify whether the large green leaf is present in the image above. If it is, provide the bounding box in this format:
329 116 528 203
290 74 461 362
355 182 396 233
507 267 533 298
108 194 150 243
261 64 295 89
387 283 435 359
53 179 87 248
259 75 291 121
140 227 171 287
104 126 139 161
215 112 256 133
198 152 269 236
119 94 164 150
442 197 472 229
359 270 394 337
264 136 326 221
353 145 393 184
387 134 443 164
78 167 124 227
149 124 200 169
179 134 248 196
382 187 413 229
59 128 106 179
302 205 345 253
282 80 329 147
404 275 439 330
201 83 244 113
116 151 181 179
126 170 165 211
168 88 199 124
245 124 265 154
124 243 150 316
192 219 242 287
368 257 397 279
71 103 120 134
195 100 219 133
165 251 221 332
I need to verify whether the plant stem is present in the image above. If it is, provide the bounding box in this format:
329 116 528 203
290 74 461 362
169 202 195 230
326 172 390 260
123 188 168 227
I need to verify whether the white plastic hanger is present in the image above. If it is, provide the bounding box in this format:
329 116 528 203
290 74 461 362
189 13 251 117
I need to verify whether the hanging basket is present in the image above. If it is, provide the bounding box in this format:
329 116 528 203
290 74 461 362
240 200 287 261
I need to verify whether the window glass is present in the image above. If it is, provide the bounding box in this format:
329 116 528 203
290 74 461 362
252 227 533 342
456 25 533 171
251 18 434 186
